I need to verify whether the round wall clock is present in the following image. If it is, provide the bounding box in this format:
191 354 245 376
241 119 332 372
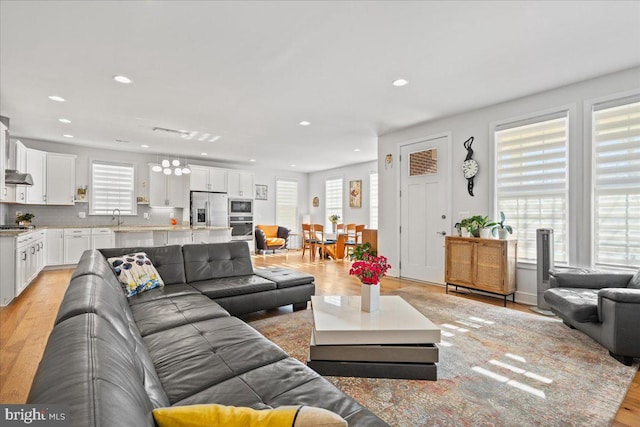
462 136 478 196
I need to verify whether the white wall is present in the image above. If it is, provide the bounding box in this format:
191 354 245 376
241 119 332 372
4 138 308 227
378 66 640 305
308 160 377 227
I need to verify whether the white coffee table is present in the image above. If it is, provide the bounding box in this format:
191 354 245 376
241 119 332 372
308 295 441 380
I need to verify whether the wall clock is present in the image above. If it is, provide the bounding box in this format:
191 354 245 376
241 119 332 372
462 136 478 196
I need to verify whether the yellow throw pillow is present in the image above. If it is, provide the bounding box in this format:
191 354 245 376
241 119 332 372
152 404 347 427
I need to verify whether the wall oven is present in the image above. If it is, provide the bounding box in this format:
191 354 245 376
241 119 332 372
229 215 253 241
229 199 253 215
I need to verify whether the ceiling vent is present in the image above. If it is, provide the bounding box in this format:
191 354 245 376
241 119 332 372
152 127 190 136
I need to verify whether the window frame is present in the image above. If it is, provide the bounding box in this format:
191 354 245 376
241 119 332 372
275 177 299 232
89 159 137 216
491 105 575 267
325 176 343 230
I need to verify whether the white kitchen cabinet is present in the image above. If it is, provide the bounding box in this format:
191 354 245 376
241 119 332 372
15 230 44 297
25 148 47 204
91 228 115 250
46 153 76 205
167 230 193 245
115 231 154 247
192 230 210 244
149 165 185 208
189 166 227 192
227 170 254 198
0 122 6 201
14 141 27 203
64 228 91 264
46 228 64 265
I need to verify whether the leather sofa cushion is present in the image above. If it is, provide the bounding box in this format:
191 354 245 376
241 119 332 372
266 237 286 247
255 268 315 289
127 283 201 306
629 269 640 289
100 245 187 285
549 267 633 289
183 242 254 282
544 288 599 323
28 314 169 426
257 225 279 238
190 275 277 299
143 316 288 404
130 294 230 336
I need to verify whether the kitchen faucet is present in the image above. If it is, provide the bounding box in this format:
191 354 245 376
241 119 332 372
112 208 123 226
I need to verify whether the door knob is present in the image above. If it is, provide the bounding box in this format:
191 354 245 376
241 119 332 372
436 231 446 236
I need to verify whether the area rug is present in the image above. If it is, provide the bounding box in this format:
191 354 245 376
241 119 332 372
248 286 638 427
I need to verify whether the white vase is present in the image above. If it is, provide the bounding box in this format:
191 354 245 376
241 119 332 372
361 283 380 312
479 228 492 239
498 229 509 239
461 229 471 238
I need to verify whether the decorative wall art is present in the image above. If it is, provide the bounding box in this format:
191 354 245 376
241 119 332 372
349 180 362 208
385 154 393 169
312 196 319 207
255 184 268 200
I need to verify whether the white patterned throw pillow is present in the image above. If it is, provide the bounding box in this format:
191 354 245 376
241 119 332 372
108 252 164 297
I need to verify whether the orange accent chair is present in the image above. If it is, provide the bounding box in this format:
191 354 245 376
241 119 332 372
255 225 290 254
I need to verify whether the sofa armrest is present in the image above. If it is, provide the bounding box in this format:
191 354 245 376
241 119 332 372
597 288 640 357
549 268 632 289
255 228 268 250
277 227 291 245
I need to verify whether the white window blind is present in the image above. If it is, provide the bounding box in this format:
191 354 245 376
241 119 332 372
90 161 136 215
593 98 640 268
276 178 298 231
369 172 378 229
325 178 343 229
495 112 569 263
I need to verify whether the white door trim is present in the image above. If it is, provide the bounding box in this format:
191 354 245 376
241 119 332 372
396 131 453 279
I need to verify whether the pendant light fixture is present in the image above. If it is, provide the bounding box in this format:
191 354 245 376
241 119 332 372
152 153 191 176
152 152 162 172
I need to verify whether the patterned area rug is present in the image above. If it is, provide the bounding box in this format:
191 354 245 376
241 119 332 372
248 286 638 427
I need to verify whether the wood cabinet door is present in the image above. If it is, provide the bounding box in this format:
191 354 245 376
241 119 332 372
473 241 505 293
445 239 474 286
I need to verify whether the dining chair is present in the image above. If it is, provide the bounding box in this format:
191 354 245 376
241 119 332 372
311 224 337 261
337 223 345 234
344 223 359 259
301 223 315 260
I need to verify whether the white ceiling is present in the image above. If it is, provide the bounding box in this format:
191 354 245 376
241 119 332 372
1 1 639 172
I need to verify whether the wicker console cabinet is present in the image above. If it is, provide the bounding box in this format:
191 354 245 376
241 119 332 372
445 236 517 306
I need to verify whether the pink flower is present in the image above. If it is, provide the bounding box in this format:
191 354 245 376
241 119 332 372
349 255 391 285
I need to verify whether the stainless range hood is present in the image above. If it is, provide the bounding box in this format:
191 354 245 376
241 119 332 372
5 169 33 186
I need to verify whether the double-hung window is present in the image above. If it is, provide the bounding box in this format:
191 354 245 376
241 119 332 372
369 172 378 229
325 178 343 229
90 160 136 215
592 97 640 268
495 111 569 263
276 178 299 232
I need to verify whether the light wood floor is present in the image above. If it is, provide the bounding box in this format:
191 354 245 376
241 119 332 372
1 251 638 426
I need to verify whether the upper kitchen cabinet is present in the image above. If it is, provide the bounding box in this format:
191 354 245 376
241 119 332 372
46 153 76 205
149 165 186 208
227 170 254 198
25 148 47 204
189 165 227 193
0 122 6 200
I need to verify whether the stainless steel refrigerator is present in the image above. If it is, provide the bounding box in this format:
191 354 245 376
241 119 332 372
190 191 228 227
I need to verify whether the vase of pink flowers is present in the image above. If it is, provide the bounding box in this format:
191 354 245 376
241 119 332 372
349 254 391 312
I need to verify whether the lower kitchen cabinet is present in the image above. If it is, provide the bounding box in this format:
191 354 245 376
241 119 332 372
91 228 115 250
64 228 91 264
46 228 64 265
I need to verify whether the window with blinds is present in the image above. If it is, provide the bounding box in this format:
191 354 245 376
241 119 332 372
370 172 378 229
276 178 298 231
592 97 640 268
90 161 136 215
325 178 343 229
495 112 569 263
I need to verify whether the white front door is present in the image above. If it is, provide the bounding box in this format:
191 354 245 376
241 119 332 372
400 135 451 284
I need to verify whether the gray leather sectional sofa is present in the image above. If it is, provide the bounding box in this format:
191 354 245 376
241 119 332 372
28 242 388 426
544 267 640 365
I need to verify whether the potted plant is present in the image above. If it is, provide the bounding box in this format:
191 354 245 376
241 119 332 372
349 242 376 261
455 218 473 237
15 212 35 226
492 211 513 239
349 253 391 312
471 215 496 238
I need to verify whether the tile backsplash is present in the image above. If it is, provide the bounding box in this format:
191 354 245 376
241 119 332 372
4 204 184 227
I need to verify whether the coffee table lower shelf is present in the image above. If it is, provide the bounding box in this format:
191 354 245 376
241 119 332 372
307 358 437 380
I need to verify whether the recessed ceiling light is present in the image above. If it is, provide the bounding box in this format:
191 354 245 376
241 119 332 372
113 75 133 84
48 95 65 102
249 159 256 162
201 152 208 156
141 144 149 148
354 148 361 152
392 78 409 87
290 164 297 167
58 118 71 123
299 121 311 126
63 134 74 138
